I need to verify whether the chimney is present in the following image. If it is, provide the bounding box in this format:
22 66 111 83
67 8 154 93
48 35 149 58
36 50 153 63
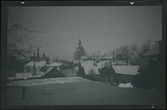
46 57 49 64
43 53 45 57
93 52 96 66
33 52 36 75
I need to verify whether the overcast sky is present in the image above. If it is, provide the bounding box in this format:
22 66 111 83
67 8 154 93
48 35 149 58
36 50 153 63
8 6 162 60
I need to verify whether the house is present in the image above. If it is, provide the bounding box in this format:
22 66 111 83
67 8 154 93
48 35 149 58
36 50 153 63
138 41 162 74
136 40 164 90
24 48 51 74
47 62 63 71
24 61 46 74
97 60 139 84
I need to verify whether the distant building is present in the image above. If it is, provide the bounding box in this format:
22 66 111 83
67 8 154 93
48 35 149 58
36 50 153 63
24 60 64 74
47 62 63 72
24 61 46 73
24 48 50 74
74 39 86 60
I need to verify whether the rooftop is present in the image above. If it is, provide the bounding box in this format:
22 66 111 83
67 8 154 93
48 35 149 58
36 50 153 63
143 47 159 56
25 61 46 67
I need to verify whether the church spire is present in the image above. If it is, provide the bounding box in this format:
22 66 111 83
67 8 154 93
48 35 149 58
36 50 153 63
78 39 82 47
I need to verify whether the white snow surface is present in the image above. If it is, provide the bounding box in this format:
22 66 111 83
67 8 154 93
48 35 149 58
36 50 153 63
25 61 46 67
81 61 101 75
7 77 87 86
118 83 134 88
112 66 139 75
8 72 44 80
97 61 110 69
49 62 62 66
43 67 53 76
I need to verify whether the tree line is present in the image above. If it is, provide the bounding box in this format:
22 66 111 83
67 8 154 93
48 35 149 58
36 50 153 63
114 38 159 65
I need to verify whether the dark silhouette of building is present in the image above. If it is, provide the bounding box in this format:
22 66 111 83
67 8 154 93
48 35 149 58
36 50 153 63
41 67 65 78
136 40 164 90
74 39 86 60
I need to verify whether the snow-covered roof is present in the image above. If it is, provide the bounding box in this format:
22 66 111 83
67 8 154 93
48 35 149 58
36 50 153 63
25 61 46 67
112 66 139 75
81 61 94 67
81 61 101 75
69 59 73 62
97 61 110 69
143 47 159 56
100 54 115 59
49 62 63 66
43 67 53 76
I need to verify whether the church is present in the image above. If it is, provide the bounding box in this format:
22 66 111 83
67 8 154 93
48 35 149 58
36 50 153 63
74 39 86 60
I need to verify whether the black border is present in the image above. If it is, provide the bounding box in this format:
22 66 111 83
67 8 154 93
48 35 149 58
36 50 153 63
1 0 166 109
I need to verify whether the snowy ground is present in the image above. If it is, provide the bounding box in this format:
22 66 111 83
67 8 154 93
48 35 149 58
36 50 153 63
7 72 44 80
118 83 134 88
4 68 165 108
7 76 87 86
5 78 165 108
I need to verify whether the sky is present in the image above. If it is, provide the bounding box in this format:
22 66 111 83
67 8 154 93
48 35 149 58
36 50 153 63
8 6 162 60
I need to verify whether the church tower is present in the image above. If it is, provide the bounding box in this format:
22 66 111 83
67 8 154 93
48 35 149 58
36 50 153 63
78 39 81 47
74 39 85 60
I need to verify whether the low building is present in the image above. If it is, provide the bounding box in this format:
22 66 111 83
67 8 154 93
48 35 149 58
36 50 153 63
24 61 46 74
24 48 51 74
41 67 65 78
47 62 63 71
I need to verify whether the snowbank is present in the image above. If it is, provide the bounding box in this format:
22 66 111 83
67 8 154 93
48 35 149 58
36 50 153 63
118 83 134 88
7 77 87 86
7 72 44 80
15 72 33 78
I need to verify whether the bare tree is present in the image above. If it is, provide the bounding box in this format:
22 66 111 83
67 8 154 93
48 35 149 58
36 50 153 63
136 38 151 60
7 13 48 61
114 38 159 65
115 44 138 65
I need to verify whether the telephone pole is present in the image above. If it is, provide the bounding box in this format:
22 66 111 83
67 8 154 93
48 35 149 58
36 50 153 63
33 52 36 75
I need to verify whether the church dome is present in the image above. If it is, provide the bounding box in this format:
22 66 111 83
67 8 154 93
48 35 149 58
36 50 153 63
76 46 84 50
74 39 85 60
